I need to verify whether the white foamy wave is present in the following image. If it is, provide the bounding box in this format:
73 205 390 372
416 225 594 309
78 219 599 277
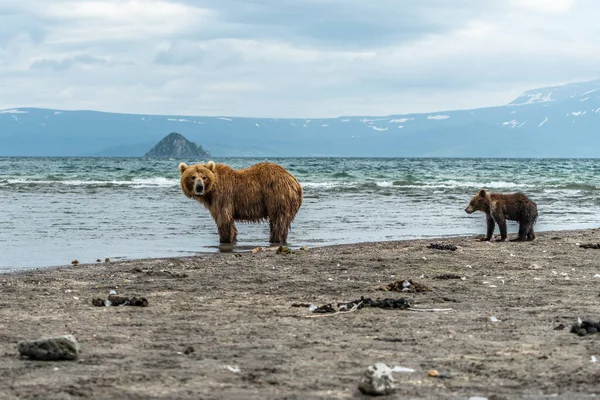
130 177 177 187
423 180 537 190
376 181 395 187
1 177 178 187
302 182 354 189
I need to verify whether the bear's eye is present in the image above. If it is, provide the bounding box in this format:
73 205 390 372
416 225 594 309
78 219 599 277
190 176 196 181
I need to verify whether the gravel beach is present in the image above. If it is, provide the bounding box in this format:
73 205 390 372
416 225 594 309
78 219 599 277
1 229 600 399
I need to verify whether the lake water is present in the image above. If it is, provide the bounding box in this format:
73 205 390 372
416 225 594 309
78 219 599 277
1 157 599 271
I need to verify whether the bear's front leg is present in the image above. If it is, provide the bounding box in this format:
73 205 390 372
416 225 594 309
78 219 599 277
481 214 495 241
215 214 238 243
494 216 507 241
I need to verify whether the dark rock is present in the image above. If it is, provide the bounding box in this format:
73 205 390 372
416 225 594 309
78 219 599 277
17 335 80 361
92 295 149 307
312 304 336 314
145 132 210 158
433 274 463 280
577 328 588 337
427 243 458 251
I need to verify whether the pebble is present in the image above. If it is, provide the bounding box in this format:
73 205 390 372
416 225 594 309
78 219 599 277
358 362 396 396
428 369 440 377
17 335 80 361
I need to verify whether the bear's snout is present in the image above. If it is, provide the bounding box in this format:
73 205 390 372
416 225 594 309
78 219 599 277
465 206 473 214
194 181 204 195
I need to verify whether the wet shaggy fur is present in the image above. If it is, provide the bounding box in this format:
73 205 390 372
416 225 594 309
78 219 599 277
179 161 303 244
465 189 538 242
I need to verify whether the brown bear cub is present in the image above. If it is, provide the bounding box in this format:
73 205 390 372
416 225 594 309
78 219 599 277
465 189 538 242
178 161 303 244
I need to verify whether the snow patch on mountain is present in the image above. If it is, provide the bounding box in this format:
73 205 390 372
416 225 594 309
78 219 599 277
0 109 28 114
510 90 554 105
503 119 520 128
389 118 413 123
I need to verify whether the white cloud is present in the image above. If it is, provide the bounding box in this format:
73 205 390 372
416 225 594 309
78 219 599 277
0 0 599 117
511 0 576 14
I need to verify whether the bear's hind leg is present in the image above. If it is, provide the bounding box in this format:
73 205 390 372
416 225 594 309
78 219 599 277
269 216 290 244
511 222 529 242
527 225 536 241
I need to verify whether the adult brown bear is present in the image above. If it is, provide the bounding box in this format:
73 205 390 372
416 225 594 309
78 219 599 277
178 161 303 244
465 189 538 242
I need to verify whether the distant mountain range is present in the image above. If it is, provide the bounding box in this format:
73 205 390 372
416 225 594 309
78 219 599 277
2 79 600 157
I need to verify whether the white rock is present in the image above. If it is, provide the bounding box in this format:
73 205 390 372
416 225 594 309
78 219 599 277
358 362 396 396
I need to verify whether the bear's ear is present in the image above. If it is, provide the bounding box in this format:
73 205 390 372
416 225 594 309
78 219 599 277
479 189 487 197
178 162 189 174
206 161 216 171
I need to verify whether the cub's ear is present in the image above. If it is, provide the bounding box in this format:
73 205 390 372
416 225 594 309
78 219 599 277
178 162 189 174
206 161 216 171
479 189 487 197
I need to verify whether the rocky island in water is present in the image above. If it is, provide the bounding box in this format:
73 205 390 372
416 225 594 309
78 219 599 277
144 132 210 158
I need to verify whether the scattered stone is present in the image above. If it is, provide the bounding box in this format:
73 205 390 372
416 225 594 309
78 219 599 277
338 296 411 311
427 243 458 251
96 259 101 262
311 304 336 314
378 279 431 293
92 295 149 307
291 303 313 308
71 260 79 266
373 337 403 343
358 362 396 396
299 296 411 315
104 258 110 263
580 243 600 249
433 274 463 280
250 247 263 254
144 269 188 278
184 346 195 355
570 319 600 336
554 324 566 331
17 335 80 361
428 369 440 377
441 297 458 303
276 246 293 255
300 246 310 251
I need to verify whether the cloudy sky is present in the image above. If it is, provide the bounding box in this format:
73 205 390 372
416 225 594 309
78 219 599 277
1 0 599 117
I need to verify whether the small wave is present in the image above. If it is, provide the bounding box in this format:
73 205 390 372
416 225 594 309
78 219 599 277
558 183 598 191
331 172 354 178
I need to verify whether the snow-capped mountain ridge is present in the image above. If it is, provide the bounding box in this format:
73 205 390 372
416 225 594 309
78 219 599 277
2 79 600 157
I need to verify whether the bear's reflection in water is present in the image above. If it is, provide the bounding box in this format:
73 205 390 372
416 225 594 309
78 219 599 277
208 244 256 254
